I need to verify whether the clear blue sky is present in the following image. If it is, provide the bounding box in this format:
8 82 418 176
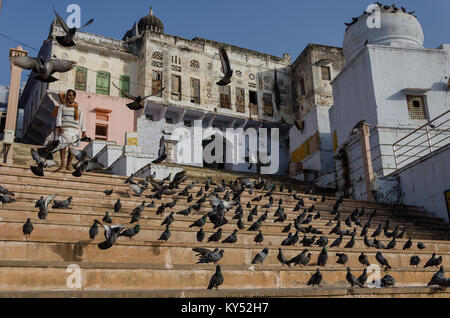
0 0 449 86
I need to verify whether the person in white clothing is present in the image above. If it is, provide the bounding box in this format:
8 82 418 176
55 89 87 170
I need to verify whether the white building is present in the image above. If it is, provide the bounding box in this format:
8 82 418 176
328 4 449 219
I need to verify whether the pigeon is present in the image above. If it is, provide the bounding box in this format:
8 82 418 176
345 216 352 227
307 269 323 288
216 47 233 86
196 228 205 243
234 215 244 229
0 195 15 204
410 255 421 267
330 235 343 248
0 185 14 196
30 148 58 176
152 136 167 163
325 220 333 227
247 220 262 231
358 269 368 286
52 196 72 209
358 253 370 266
301 235 315 247
364 235 375 248
344 234 355 248
104 189 113 196
428 266 445 286
11 55 76 82
208 228 223 243
277 248 289 266
176 206 192 217
156 204 165 215
161 212 175 226
128 183 146 197
222 229 238 244
313 211 321 220
376 252 392 270
113 81 165 111
424 254 442 268
164 199 178 209
282 223 292 233
89 220 100 240
317 247 328 266
286 249 309 266
251 248 269 265
119 224 140 239
417 242 426 250
254 230 264 244
336 253 349 265
381 274 395 287
281 233 293 246
385 237 396 249
374 238 386 249
114 198 122 213
316 236 328 247
22 218 34 240
207 265 224 290
37 194 56 220
96 221 128 250
158 224 171 241
102 211 112 224
360 224 369 237
146 201 155 208
346 267 364 288
194 248 224 264
371 224 382 238
53 6 94 47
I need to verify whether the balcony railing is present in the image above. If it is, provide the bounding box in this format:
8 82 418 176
392 110 450 169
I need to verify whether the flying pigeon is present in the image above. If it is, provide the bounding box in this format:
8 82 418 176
216 47 233 86
0 185 14 196
30 148 58 176
96 220 128 250
11 55 76 82
37 194 56 220
53 6 94 47
194 248 224 264
152 136 167 164
113 82 165 111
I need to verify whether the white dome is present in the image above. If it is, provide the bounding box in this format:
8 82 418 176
343 7 424 63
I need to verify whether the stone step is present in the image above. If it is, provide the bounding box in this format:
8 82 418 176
1 286 448 298
0 174 444 226
0 236 448 268
0 164 429 214
0 260 443 291
2 204 450 244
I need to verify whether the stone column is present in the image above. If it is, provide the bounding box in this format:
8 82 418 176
2 46 28 164
358 122 375 202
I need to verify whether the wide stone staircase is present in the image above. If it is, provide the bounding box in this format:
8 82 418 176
0 160 450 298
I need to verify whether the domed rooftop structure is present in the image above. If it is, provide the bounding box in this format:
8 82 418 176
138 6 164 34
343 4 424 63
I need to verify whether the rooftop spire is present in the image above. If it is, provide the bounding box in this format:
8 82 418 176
150 6 153 16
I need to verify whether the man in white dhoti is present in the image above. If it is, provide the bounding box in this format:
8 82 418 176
55 89 87 170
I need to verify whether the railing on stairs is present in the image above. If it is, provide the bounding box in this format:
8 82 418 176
392 110 450 170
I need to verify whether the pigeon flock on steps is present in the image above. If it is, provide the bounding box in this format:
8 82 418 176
1 168 449 292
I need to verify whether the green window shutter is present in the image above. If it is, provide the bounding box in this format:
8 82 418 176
74 67 87 91
96 71 110 95
119 75 130 97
